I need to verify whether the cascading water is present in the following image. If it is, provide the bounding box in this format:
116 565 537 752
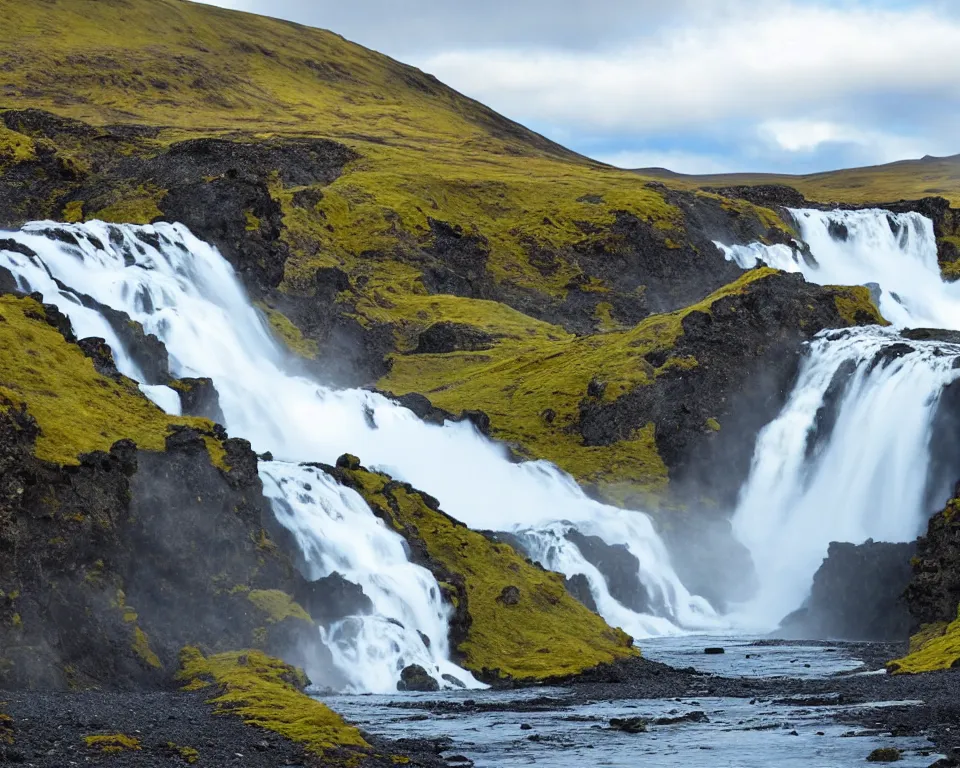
717 208 960 626
0 219 720 690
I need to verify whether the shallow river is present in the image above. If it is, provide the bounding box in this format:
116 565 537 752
323 637 942 768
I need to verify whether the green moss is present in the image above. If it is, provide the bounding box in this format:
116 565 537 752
888 605 960 673
379 269 777 501
0 712 12 745
247 590 312 624
62 200 84 223
84 734 142 754
256 302 320 359
345 467 638 680
244 210 262 231
167 743 200 764
0 125 35 167
177 648 369 758
705 418 721 432
203 436 232 472
0 295 212 465
867 747 902 763
92 185 165 225
832 286 888 326
132 626 162 669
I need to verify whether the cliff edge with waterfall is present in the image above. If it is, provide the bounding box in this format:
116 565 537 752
2 0 960 764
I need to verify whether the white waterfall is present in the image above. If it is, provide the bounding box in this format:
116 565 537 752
718 208 960 627
0 219 720 690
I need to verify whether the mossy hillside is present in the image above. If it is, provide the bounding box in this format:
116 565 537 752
178 648 370 761
888 605 960 674
0 0 791 320
343 466 638 681
379 269 781 498
647 155 960 207
0 294 221 465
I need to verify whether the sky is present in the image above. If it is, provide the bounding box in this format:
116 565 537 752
196 0 960 175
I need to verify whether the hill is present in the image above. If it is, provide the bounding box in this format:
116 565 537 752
641 154 960 207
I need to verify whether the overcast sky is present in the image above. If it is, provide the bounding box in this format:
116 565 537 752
198 0 960 174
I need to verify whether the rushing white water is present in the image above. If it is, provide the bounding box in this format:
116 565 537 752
718 208 960 627
0 220 720 690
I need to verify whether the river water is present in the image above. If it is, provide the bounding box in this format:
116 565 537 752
327 636 940 767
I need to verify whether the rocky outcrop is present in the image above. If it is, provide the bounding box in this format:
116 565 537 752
778 540 916 642
173 377 226 424
0 297 369 691
324 458 638 683
565 529 651 614
905 491 960 629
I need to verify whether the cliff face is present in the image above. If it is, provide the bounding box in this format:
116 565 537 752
0 295 340 690
893 492 960 673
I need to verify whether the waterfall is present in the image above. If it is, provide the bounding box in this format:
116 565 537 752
717 208 960 627
0 220 720 690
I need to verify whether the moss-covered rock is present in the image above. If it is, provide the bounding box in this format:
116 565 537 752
894 488 960 673
327 461 638 683
177 648 370 762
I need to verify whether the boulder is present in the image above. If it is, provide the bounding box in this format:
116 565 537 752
397 664 440 692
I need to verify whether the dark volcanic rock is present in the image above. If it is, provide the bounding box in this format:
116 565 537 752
397 664 440 692
564 574 598 613
565 529 651 614
609 716 648 733
0 397 341 690
77 336 122 379
703 184 809 209
174 377 226 424
415 321 497 353
295 572 373 627
905 488 960 629
778 540 916 642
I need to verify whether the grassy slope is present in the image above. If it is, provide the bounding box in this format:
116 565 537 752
0 0 693 299
888 606 960 674
642 155 960 206
0 294 221 465
343 466 638 680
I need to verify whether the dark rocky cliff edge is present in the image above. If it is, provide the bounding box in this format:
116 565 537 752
891 491 960 673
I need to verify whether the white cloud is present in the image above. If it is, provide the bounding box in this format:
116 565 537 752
412 4 960 135
758 120 932 164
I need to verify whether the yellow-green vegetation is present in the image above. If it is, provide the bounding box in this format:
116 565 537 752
83 734 142 754
0 0 788 305
178 648 370 758
247 589 313 624
256 302 320 359
648 155 960 206
92 185 165 225
705 418 721 432
888 605 960 674
344 466 638 680
0 124 35 167
0 295 218 465
132 626 162 669
167 743 200 764
380 270 778 501
62 200 84 223
833 286 889 326
0 711 12 745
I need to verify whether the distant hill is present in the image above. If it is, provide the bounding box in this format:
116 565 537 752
640 154 960 206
